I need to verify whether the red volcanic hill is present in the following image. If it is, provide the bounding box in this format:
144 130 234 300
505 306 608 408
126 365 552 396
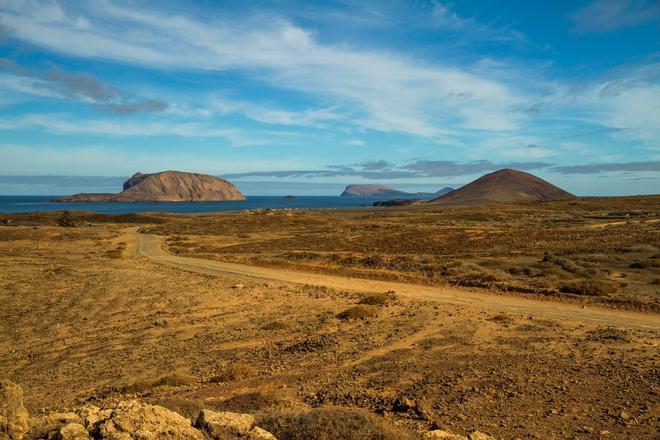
52 170 245 202
429 168 574 205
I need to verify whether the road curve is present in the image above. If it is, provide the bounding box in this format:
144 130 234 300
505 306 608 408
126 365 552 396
130 231 660 331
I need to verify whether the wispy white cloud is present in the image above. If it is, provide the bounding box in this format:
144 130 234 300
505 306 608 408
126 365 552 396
0 0 526 137
558 63 660 148
0 58 168 113
0 143 304 176
0 0 658 167
211 97 345 128
0 113 278 146
570 0 660 33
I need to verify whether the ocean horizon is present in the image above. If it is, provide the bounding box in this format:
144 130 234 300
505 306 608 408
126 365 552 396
0 195 430 214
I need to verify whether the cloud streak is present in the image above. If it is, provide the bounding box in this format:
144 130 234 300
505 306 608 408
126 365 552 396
551 161 660 175
0 58 168 114
0 0 526 136
226 159 553 180
570 0 660 33
0 113 279 146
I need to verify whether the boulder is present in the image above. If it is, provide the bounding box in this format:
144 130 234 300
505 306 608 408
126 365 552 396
56 423 89 440
29 412 82 439
195 410 253 437
75 406 111 430
0 380 29 440
250 426 277 440
424 430 493 440
424 430 467 440
94 401 205 440
195 410 276 440
468 432 494 440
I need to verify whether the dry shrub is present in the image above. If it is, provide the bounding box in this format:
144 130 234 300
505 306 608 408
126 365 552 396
622 244 658 253
630 260 660 269
586 327 630 342
56 210 75 227
358 291 395 305
262 321 289 330
507 266 539 277
215 391 285 413
152 398 203 419
547 256 597 276
444 263 507 287
153 371 198 387
115 371 197 394
559 279 617 296
336 305 378 320
489 313 514 325
210 362 257 383
105 249 123 259
257 407 410 440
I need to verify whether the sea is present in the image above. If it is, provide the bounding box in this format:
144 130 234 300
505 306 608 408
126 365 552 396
0 195 425 214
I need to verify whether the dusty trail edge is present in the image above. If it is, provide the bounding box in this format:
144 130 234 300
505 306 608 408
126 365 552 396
126 230 660 331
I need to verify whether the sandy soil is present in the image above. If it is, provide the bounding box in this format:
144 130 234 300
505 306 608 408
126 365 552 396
1 205 659 439
148 196 660 311
132 230 659 330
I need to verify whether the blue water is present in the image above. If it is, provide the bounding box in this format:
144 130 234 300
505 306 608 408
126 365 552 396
0 195 423 214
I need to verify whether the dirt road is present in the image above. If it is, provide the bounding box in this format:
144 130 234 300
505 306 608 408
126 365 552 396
130 231 660 330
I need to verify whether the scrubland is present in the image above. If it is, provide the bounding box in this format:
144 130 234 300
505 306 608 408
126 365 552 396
1 197 658 439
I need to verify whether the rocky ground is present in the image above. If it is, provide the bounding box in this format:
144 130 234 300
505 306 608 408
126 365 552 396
148 196 660 311
0 204 659 439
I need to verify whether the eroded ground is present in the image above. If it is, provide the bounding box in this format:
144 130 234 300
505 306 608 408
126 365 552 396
1 199 659 439
149 196 660 311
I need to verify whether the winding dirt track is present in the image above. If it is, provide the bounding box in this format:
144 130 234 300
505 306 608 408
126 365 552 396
129 231 660 331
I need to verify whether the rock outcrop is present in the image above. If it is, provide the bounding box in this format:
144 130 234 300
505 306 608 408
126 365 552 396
1 380 496 440
94 401 205 440
429 168 574 205
51 171 245 203
424 430 494 439
195 410 276 440
0 381 277 440
0 380 29 440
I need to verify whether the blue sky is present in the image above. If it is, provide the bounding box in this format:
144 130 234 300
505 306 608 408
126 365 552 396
0 0 659 195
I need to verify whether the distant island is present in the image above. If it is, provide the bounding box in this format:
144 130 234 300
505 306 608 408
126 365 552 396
51 170 245 202
428 168 573 205
373 169 574 207
372 168 575 207
341 184 454 198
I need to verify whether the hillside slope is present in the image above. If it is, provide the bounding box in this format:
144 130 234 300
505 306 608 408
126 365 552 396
429 169 573 205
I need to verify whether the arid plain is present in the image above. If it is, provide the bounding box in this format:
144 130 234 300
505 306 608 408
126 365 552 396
1 196 659 439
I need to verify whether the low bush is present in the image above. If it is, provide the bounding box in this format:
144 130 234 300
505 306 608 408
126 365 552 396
358 292 396 305
507 266 537 276
210 362 257 383
56 210 75 227
152 371 198 387
257 407 410 440
559 279 617 296
630 260 660 269
261 320 289 330
336 305 378 320
489 313 514 325
153 398 203 420
215 391 285 413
